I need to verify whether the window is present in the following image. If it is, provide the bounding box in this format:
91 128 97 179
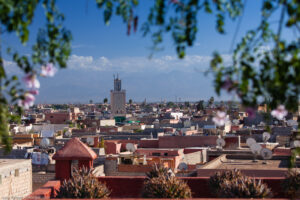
121 158 133 164
152 152 161 156
15 169 19 177
164 153 168 156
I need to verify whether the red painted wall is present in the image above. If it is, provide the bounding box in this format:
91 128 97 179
139 139 159 148
158 136 218 148
105 142 121 154
97 176 285 198
158 136 239 149
26 177 287 199
45 112 72 124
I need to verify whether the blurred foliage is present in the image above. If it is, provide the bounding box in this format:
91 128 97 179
282 169 300 199
0 0 72 153
96 0 242 58
96 0 299 110
96 0 300 165
0 0 299 162
211 0 300 110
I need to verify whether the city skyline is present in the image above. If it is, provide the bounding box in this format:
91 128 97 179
2 1 291 103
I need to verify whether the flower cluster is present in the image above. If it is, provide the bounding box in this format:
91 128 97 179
213 111 229 126
271 105 288 120
18 63 57 109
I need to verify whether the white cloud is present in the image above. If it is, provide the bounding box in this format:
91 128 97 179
3 53 233 75
66 54 232 73
3 60 22 75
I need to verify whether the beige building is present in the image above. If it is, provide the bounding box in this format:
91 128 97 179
110 75 126 117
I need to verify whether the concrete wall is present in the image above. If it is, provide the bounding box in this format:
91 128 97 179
100 119 115 126
182 151 203 165
104 158 118 176
0 159 32 199
32 172 55 191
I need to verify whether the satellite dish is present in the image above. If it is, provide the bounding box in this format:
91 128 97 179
40 138 50 148
293 140 300 148
216 138 226 148
65 131 72 137
260 148 272 160
126 143 136 152
259 121 266 126
232 119 239 125
262 132 271 143
246 138 256 147
250 143 262 155
287 120 298 126
168 169 175 177
178 162 188 171
87 137 94 146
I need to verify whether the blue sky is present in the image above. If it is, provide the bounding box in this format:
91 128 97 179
3 1 289 103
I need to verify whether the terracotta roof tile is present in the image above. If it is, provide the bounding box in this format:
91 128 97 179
53 138 97 160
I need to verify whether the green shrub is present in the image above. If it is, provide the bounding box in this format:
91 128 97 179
56 167 110 198
282 169 300 199
142 164 192 199
209 169 272 198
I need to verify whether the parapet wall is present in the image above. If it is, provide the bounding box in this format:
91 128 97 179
0 159 32 199
25 176 287 199
158 136 239 149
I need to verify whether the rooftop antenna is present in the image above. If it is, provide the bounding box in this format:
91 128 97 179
262 132 271 143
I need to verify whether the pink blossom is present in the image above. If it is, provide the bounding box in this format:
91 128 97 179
29 89 39 95
41 63 57 77
271 105 288 120
18 93 35 109
246 107 256 119
23 74 40 88
169 0 180 4
213 111 229 126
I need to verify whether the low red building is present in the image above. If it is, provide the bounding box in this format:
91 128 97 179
45 112 72 124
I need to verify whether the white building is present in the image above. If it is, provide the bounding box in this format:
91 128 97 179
110 75 126 117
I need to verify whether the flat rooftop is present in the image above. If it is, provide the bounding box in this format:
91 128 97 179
0 159 30 167
198 155 291 177
215 158 289 170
